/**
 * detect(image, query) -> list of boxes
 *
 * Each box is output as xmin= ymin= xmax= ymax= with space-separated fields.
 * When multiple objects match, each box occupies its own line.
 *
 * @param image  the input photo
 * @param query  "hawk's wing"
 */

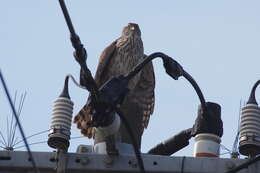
xmin=73 ymin=40 xmax=117 ymax=138
xmin=130 ymin=56 xmax=155 ymax=133
xmin=118 ymin=56 xmax=155 ymax=146
xmin=94 ymin=40 xmax=117 ymax=86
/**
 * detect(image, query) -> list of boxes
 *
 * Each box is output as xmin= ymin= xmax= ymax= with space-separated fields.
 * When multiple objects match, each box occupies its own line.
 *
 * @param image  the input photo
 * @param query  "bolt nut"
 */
xmin=129 ymin=158 xmax=137 ymax=168
xmin=103 ymin=156 xmax=113 ymax=168
xmin=226 ymin=161 xmax=236 ymax=170
xmin=81 ymin=157 xmax=89 ymax=165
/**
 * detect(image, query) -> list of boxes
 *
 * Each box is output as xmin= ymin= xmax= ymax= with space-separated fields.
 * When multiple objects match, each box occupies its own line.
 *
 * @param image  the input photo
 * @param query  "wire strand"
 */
xmin=0 ymin=130 xmax=7 ymax=146
xmin=10 ymin=92 xmax=26 ymax=146
xmin=13 ymin=137 xmax=19 ymax=147
xmin=66 ymin=74 xmax=86 ymax=90
xmin=14 ymin=136 xmax=85 ymax=149
xmin=220 ymin=152 xmax=231 ymax=156
xmin=0 ymin=140 xmax=6 ymax=146
xmin=12 ymin=129 xmax=50 ymax=147
xmin=220 ymin=144 xmax=232 ymax=153
xmin=70 ymin=136 xmax=85 ymax=140
xmin=6 ymin=116 xmax=10 ymax=147
xmin=14 ymin=141 xmax=48 ymax=150
xmin=9 ymin=91 xmax=17 ymax=147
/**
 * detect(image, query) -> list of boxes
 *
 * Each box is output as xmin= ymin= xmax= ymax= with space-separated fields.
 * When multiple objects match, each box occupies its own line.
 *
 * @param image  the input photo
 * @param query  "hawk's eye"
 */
xmin=123 ymin=28 xmax=130 ymax=36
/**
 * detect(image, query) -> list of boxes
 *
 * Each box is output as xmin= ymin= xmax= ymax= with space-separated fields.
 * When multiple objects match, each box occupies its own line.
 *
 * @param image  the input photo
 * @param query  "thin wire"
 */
xmin=14 ymin=136 xmax=85 ymax=150
xmin=10 ymin=93 xmax=20 ymax=147
xmin=10 ymin=93 xmax=24 ymax=146
xmin=10 ymin=92 xmax=26 ymax=146
xmin=14 ymin=141 xmax=48 ymax=150
xmin=0 ymin=70 xmax=39 ymax=173
xmin=220 ymin=152 xmax=232 ymax=156
xmin=6 ymin=116 xmax=10 ymax=147
xmin=67 ymin=74 xmax=86 ymax=90
xmin=237 ymin=100 xmax=242 ymax=131
xmin=9 ymin=91 xmax=17 ymax=147
xmin=231 ymin=100 xmax=242 ymax=156
xmin=220 ymin=144 xmax=232 ymax=153
xmin=13 ymin=136 xmax=19 ymax=147
xmin=220 ymin=144 xmax=232 ymax=157
xmin=18 ymin=92 xmax=26 ymax=115
xmin=0 ymin=139 xmax=6 ymax=146
xmin=70 ymin=136 xmax=85 ymax=140
xmin=0 ymin=130 xmax=7 ymax=146
xmin=12 ymin=129 xmax=50 ymax=147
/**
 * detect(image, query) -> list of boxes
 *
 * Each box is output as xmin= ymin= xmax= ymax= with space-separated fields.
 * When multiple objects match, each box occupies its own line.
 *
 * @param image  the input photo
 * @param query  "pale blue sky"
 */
xmin=1 ymin=0 xmax=260 ymax=156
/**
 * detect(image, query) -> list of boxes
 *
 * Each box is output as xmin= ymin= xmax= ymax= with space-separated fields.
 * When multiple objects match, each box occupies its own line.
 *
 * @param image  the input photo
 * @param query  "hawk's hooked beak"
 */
xmin=130 ymin=26 xmax=135 ymax=31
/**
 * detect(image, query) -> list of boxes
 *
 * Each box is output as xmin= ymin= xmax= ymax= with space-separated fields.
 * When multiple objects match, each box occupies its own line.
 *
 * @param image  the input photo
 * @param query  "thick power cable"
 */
xmin=115 ymin=107 xmax=145 ymax=173
xmin=225 ymin=155 xmax=260 ymax=173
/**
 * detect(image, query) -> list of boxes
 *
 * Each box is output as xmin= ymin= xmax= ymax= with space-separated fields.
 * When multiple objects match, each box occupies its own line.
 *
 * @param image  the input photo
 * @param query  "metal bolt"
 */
xmin=81 ymin=147 xmax=88 ymax=153
xmin=226 ymin=161 xmax=236 ymax=170
xmin=103 ymin=156 xmax=113 ymax=168
xmin=129 ymin=158 xmax=137 ymax=168
xmin=81 ymin=157 xmax=89 ymax=166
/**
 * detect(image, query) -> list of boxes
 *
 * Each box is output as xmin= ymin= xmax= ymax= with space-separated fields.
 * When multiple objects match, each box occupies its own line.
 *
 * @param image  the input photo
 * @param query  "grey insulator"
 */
xmin=48 ymin=97 xmax=74 ymax=151
xmin=239 ymin=104 xmax=260 ymax=157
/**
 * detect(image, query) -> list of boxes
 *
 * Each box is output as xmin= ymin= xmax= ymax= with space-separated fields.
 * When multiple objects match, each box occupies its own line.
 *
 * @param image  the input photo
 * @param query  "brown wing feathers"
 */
xmin=73 ymin=41 xmax=117 ymax=138
xmin=131 ymin=59 xmax=155 ymax=131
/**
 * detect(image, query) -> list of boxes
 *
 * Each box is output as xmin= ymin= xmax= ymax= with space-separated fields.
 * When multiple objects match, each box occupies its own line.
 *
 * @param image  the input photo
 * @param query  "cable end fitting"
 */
xmin=163 ymin=56 xmax=183 ymax=80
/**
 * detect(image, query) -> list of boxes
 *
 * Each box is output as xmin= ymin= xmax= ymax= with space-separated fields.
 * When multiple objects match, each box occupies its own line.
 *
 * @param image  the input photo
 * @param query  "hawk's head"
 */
xmin=121 ymin=23 xmax=141 ymax=38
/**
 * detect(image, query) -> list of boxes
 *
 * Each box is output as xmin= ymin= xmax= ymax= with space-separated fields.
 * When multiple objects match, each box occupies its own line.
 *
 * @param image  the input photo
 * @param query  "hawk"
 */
xmin=73 ymin=23 xmax=155 ymax=148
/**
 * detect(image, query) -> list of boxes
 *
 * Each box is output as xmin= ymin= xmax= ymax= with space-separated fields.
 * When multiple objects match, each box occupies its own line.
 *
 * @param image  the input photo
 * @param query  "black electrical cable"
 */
xmin=247 ymin=80 xmax=260 ymax=104
xmin=58 ymin=0 xmax=76 ymax=36
xmin=126 ymin=52 xmax=207 ymax=112
xmin=115 ymin=107 xmax=146 ymax=173
xmin=126 ymin=52 xmax=164 ymax=80
xmin=0 ymin=70 xmax=40 ymax=173
xmin=224 ymin=155 xmax=260 ymax=173
xmin=58 ymin=0 xmax=100 ymax=104
xmin=182 ymin=71 xmax=207 ymax=113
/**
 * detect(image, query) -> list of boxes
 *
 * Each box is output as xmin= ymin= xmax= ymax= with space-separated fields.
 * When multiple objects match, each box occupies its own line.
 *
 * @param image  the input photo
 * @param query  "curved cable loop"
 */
xmin=247 ymin=80 xmax=260 ymax=104
xmin=126 ymin=52 xmax=206 ymax=111
xmin=182 ymin=71 xmax=206 ymax=111
xmin=66 ymin=74 xmax=87 ymax=90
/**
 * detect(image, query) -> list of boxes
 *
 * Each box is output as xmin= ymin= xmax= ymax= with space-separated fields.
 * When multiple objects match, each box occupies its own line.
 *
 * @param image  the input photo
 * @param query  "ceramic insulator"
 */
xmin=48 ymin=97 xmax=74 ymax=150
xmin=239 ymin=103 xmax=260 ymax=156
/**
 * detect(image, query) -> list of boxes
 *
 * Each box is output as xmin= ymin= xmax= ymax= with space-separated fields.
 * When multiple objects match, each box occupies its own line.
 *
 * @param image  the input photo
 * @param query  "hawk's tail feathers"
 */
xmin=73 ymin=104 xmax=95 ymax=139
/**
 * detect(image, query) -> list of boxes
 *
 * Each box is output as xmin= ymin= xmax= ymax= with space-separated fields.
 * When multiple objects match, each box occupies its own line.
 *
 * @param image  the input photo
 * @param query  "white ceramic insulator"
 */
xmin=95 ymin=113 xmax=121 ymax=138
xmin=50 ymin=97 xmax=74 ymax=138
xmin=193 ymin=133 xmax=221 ymax=157
xmin=94 ymin=142 xmax=134 ymax=155
xmin=239 ymin=104 xmax=260 ymax=143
